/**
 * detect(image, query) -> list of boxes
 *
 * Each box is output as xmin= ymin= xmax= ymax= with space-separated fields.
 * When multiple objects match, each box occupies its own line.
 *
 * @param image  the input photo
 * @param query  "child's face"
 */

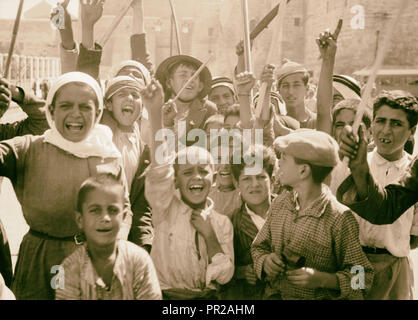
xmin=238 ymin=167 xmax=271 ymax=207
xmin=278 ymin=73 xmax=307 ymax=109
xmin=51 ymin=83 xmax=98 ymax=142
xmin=224 ymin=115 xmax=240 ymax=130
xmin=277 ymin=152 xmax=302 ymax=187
xmin=209 ymin=86 xmax=235 ymax=114
xmin=216 ymin=162 xmax=233 ymax=188
xmin=168 ymin=64 xmax=204 ymax=101
xmin=76 ymin=186 xmax=125 ymax=248
xmin=372 ymin=104 xmax=414 ymax=161
xmin=109 ymin=88 xmax=142 ymax=127
xmin=175 ymin=162 xmax=214 ymax=208
xmin=332 ymin=108 xmax=356 ymax=144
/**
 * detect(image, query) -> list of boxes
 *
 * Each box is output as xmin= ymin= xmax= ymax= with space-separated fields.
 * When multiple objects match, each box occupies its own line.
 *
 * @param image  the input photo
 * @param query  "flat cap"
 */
xmin=274 ymin=129 xmax=339 ymax=168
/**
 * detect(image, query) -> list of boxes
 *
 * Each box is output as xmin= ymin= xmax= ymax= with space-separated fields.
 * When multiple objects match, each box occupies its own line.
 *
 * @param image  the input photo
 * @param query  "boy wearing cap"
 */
xmin=209 ymin=76 xmax=237 ymax=115
xmin=276 ymin=60 xmax=316 ymax=129
xmin=155 ymin=55 xmax=218 ymax=144
xmin=251 ymin=129 xmax=374 ymax=300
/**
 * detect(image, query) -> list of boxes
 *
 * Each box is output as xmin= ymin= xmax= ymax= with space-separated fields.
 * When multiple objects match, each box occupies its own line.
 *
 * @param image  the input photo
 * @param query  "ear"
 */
xmin=105 ymin=99 xmax=113 ymax=112
xmin=166 ymin=78 xmax=172 ymax=90
xmin=198 ymin=81 xmax=204 ymax=94
xmin=299 ymin=164 xmax=311 ymax=180
xmin=174 ymin=175 xmax=180 ymax=189
xmin=75 ymin=211 xmax=83 ymax=230
xmin=48 ymin=105 xmax=54 ymax=117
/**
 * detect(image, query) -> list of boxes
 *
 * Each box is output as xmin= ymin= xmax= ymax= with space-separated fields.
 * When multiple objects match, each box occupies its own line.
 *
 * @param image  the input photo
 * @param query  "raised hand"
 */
xmin=190 ymin=210 xmax=215 ymax=239
xmin=80 ymin=0 xmax=105 ymax=27
xmin=162 ymin=99 xmax=178 ymax=127
xmin=316 ymin=19 xmax=342 ymax=60
xmin=235 ymin=71 xmax=256 ymax=95
xmin=140 ymin=79 xmax=165 ymax=118
xmin=260 ymin=64 xmax=275 ymax=85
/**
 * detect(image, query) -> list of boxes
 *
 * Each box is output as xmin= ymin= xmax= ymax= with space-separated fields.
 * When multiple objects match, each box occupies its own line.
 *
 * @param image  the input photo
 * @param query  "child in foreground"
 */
xmin=55 ymin=173 xmax=162 ymax=300
xmin=251 ymin=129 xmax=374 ymax=299
xmin=141 ymin=79 xmax=234 ymax=300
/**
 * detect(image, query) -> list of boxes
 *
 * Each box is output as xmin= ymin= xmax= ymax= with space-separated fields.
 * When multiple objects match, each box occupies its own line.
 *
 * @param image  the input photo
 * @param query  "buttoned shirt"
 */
xmin=145 ymin=162 xmax=234 ymax=292
xmin=55 ymin=240 xmax=162 ymax=300
xmin=245 ymin=204 xmax=266 ymax=231
xmin=251 ymin=186 xmax=374 ymax=300
xmin=355 ymin=150 xmax=418 ymax=257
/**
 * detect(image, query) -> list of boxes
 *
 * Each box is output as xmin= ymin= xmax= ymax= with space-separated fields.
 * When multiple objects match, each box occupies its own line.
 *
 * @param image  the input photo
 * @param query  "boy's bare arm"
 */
xmin=235 ymin=72 xmax=255 ymax=129
xmin=316 ymin=22 xmax=342 ymax=135
xmin=81 ymin=0 xmax=104 ymax=50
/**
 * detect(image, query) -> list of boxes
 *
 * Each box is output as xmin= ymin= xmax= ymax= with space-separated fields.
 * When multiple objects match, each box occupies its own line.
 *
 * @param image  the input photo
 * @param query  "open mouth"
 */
xmin=219 ymin=171 xmax=230 ymax=177
xmin=189 ymin=184 xmax=204 ymax=194
xmin=379 ymin=137 xmax=392 ymax=144
xmin=65 ymin=122 xmax=83 ymax=131
xmin=121 ymin=105 xmax=134 ymax=115
xmin=96 ymin=228 xmax=112 ymax=233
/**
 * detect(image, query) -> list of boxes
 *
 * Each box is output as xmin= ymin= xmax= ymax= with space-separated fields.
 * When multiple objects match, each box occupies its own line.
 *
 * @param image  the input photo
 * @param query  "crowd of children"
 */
xmin=1 ymin=0 xmax=418 ymax=300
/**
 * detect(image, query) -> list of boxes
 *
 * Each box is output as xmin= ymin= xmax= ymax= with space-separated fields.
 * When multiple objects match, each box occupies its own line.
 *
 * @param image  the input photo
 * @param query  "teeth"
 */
xmin=66 ymin=123 xmax=82 ymax=130
xmin=220 ymin=172 xmax=230 ymax=176
xmin=379 ymin=138 xmax=391 ymax=144
xmin=190 ymin=185 xmax=203 ymax=190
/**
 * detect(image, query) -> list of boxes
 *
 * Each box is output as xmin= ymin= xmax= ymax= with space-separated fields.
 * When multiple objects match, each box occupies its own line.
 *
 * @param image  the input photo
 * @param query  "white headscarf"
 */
xmin=44 ymin=72 xmax=121 ymax=159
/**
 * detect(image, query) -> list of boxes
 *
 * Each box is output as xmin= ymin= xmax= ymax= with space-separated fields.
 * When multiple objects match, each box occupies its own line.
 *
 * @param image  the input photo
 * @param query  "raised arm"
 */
xmin=235 ymin=71 xmax=256 ymax=129
xmin=316 ymin=21 xmax=342 ymax=134
xmin=130 ymin=0 xmax=154 ymax=73
xmin=76 ymin=0 xmax=104 ymax=79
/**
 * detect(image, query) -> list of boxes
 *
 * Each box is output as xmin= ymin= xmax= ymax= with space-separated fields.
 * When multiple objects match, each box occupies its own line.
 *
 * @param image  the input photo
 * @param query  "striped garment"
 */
xmin=55 ymin=240 xmax=162 ymax=300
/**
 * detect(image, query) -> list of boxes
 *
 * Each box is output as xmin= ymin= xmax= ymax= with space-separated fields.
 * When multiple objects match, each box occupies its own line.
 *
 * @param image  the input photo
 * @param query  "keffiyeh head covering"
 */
xmin=115 ymin=60 xmax=151 ymax=86
xmin=44 ymin=72 xmax=121 ymax=159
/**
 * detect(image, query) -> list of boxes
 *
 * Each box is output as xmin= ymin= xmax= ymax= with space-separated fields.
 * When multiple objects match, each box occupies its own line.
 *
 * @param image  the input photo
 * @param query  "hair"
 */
xmin=278 ymin=72 xmax=310 ymax=88
xmin=203 ymin=114 xmax=225 ymax=132
xmin=224 ymin=104 xmax=241 ymax=120
xmin=173 ymin=146 xmax=215 ymax=175
xmin=373 ymin=90 xmax=418 ymax=128
xmin=50 ymin=82 xmax=99 ymax=114
xmin=293 ymin=158 xmax=333 ymax=184
xmin=76 ymin=173 xmax=124 ymax=213
xmin=332 ymin=99 xmax=372 ymax=129
xmin=168 ymin=61 xmax=202 ymax=81
xmin=231 ymin=144 xmax=277 ymax=181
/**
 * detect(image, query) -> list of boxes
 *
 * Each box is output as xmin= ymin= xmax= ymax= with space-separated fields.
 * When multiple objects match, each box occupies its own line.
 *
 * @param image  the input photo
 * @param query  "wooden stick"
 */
xmin=241 ymin=0 xmax=252 ymax=73
xmin=343 ymin=0 xmax=410 ymax=166
xmin=99 ymin=0 xmax=133 ymax=47
xmin=168 ymin=0 xmax=182 ymax=55
xmin=4 ymin=0 xmax=24 ymax=78
xmin=172 ymin=54 xmax=213 ymax=103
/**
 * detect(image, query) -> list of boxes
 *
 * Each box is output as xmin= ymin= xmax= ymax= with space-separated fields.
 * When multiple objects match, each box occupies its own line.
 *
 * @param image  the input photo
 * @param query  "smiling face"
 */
xmin=108 ymin=88 xmax=142 ymax=127
xmin=238 ymin=167 xmax=271 ymax=207
xmin=51 ymin=83 xmax=98 ymax=142
xmin=76 ymin=185 xmax=125 ymax=248
xmin=175 ymin=162 xmax=214 ymax=209
xmin=278 ymin=73 xmax=307 ymax=110
xmin=372 ymin=104 xmax=415 ymax=161
xmin=209 ymin=86 xmax=235 ymax=114
xmin=168 ymin=64 xmax=204 ymax=101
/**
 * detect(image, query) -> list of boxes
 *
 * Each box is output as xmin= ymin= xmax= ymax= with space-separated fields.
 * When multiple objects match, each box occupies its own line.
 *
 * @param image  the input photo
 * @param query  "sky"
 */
xmin=0 ymin=0 xmax=79 ymax=19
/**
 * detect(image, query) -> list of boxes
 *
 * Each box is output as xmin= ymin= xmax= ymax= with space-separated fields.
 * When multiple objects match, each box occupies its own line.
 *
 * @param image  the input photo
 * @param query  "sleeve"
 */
xmin=329 ymin=211 xmax=374 ymax=300
xmin=60 ymin=42 xmax=79 ymax=74
xmin=0 ymin=135 xmax=30 ymax=184
xmin=144 ymin=162 xmax=176 ymax=226
xmin=251 ymin=204 xmax=275 ymax=281
xmin=130 ymin=33 xmax=154 ymax=74
xmin=133 ymin=247 xmax=162 ymax=300
xmin=54 ymin=254 xmax=82 ymax=300
xmin=76 ymin=42 xmax=102 ymax=80
xmin=119 ymin=165 xmax=133 ymax=241
xmin=0 ymin=89 xmax=49 ymax=140
xmin=0 ymin=220 xmax=13 ymax=288
xmin=205 ymin=215 xmax=235 ymax=286
xmin=337 ymin=161 xmax=418 ymax=225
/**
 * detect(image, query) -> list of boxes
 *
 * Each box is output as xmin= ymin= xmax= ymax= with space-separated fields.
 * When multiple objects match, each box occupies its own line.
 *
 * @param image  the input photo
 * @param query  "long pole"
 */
xmin=99 ymin=0 xmax=133 ymax=47
xmin=168 ymin=0 xmax=182 ymax=55
xmin=4 ymin=0 xmax=24 ymax=78
xmin=343 ymin=0 xmax=410 ymax=165
xmin=241 ymin=0 xmax=252 ymax=73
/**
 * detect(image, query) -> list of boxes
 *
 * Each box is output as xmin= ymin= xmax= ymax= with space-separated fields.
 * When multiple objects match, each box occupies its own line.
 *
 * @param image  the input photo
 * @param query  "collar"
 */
xmin=370 ymin=148 xmax=411 ymax=170
xmin=292 ymin=185 xmax=329 ymax=218
xmin=177 ymin=194 xmax=215 ymax=221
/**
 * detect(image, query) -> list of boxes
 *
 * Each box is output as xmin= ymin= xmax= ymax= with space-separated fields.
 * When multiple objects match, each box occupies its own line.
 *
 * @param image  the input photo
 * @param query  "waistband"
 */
xmin=362 ymin=246 xmax=391 ymax=255
xmin=29 ymin=229 xmax=84 ymax=244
